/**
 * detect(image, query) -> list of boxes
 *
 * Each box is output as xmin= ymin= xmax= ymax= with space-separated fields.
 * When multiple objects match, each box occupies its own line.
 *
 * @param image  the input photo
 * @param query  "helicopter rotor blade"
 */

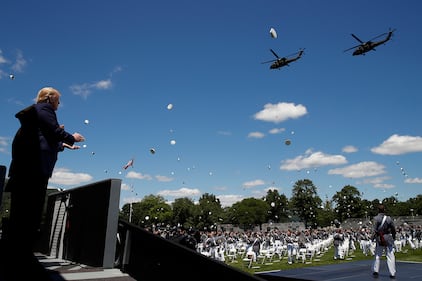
xmin=368 ymin=32 xmax=388 ymax=42
xmin=270 ymin=49 xmax=280 ymax=59
xmin=343 ymin=44 xmax=361 ymax=52
xmin=285 ymin=51 xmax=299 ymax=58
xmin=351 ymin=34 xmax=364 ymax=44
xmin=284 ymin=49 xmax=305 ymax=58
xmin=261 ymin=59 xmax=276 ymax=64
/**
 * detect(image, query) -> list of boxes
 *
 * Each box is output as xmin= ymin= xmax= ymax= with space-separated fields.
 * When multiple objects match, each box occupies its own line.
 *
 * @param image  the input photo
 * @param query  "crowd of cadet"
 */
xmin=148 ymin=222 xmax=421 ymax=264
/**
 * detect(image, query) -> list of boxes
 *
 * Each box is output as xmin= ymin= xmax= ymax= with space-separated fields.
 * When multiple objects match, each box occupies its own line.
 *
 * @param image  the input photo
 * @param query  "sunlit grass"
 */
xmin=224 ymin=244 xmax=421 ymax=275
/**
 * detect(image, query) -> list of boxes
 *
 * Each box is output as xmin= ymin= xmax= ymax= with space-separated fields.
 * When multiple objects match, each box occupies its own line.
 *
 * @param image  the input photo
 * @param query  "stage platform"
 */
xmin=0 ymin=252 xmax=135 ymax=281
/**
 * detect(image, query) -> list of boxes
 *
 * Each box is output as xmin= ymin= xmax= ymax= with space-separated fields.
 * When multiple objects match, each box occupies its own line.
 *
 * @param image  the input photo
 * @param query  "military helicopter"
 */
xmin=262 ymin=48 xmax=304 ymax=70
xmin=344 ymin=29 xmax=395 ymax=56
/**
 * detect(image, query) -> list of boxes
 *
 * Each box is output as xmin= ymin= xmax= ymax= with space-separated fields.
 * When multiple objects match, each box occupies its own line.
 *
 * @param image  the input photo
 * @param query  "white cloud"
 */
xmin=342 ymin=145 xmax=358 ymax=153
xmin=265 ymin=186 xmax=280 ymax=192
xmin=95 ymin=79 xmax=112 ymax=89
xmin=69 ymin=83 xmax=92 ymax=99
xmin=280 ymin=149 xmax=347 ymax=171
xmin=69 ymin=67 xmax=120 ymax=99
xmin=248 ymin=131 xmax=265 ymax=138
xmin=0 ymin=136 xmax=9 ymax=154
xmin=0 ymin=49 xmax=27 ymax=79
xmin=269 ymin=128 xmax=285 ymax=134
xmin=328 ymin=161 xmax=386 ymax=179
xmin=373 ymin=183 xmax=395 ymax=189
xmin=254 ymin=102 xmax=307 ymax=124
xmin=217 ymin=131 xmax=232 ymax=136
xmin=11 ymin=50 xmax=27 ymax=72
xmin=358 ymin=176 xmax=394 ymax=189
xmin=0 ymin=137 xmax=9 ymax=146
xmin=50 ymin=168 xmax=93 ymax=185
xmin=121 ymin=182 xmax=132 ymax=190
xmin=70 ymin=79 xmax=112 ymax=99
xmin=404 ymin=177 xmax=422 ymax=184
xmin=0 ymin=50 xmax=7 ymax=64
xmin=242 ymin=179 xmax=265 ymax=189
xmin=126 ymin=171 xmax=152 ymax=180
xmin=157 ymin=187 xmax=201 ymax=197
xmin=122 ymin=196 xmax=142 ymax=205
xmin=217 ymin=194 xmax=244 ymax=207
xmin=155 ymin=175 xmax=173 ymax=182
xmin=371 ymin=134 xmax=422 ymax=155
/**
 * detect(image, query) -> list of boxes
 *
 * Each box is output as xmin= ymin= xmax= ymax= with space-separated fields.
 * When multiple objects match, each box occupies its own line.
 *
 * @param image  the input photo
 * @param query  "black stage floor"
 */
xmin=256 ymin=260 xmax=422 ymax=281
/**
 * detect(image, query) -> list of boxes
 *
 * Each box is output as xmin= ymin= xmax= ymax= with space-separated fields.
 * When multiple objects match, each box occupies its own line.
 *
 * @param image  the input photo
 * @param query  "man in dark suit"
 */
xmin=1 ymin=87 xmax=85 ymax=280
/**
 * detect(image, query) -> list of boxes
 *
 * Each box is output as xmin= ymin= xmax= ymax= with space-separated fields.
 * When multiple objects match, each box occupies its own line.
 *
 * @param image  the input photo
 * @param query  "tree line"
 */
xmin=119 ymin=179 xmax=422 ymax=230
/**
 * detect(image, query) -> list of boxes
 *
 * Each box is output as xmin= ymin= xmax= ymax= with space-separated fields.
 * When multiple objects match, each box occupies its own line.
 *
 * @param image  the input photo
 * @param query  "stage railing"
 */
xmin=40 ymin=178 xmax=121 ymax=268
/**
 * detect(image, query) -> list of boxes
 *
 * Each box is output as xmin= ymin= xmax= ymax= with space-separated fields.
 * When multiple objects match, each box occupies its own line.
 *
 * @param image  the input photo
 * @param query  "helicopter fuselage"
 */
xmin=351 ymin=31 xmax=393 ymax=56
xmin=269 ymin=50 xmax=304 ymax=69
xmin=270 ymin=58 xmax=288 ymax=69
xmin=353 ymin=41 xmax=384 ymax=56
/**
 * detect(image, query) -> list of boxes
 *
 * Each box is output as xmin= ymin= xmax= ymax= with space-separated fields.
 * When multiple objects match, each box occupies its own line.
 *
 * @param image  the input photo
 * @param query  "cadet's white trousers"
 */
xmin=372 ymin=243 xmax=396 ymax=276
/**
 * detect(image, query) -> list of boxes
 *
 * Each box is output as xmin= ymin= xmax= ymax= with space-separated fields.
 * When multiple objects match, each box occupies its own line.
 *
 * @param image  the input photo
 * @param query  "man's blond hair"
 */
xmin=36 ymin=87 xmax=61 ymax=103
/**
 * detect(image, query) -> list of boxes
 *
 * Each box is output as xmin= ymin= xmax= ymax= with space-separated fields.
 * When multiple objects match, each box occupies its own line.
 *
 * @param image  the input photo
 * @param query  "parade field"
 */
xmin=227 ymin=244 xmax=421 ymax=275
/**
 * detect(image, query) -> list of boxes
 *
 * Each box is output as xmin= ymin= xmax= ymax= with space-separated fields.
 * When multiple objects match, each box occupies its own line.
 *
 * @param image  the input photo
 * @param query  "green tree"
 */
xmin=263 ymin=189 xmax=289 ymax=222
xmin=332 ymin=185 xmax=363 ymax=221
xmin=171 ymin=197 xmax=196 ymax=229
xmin=119 ymin=202 xmax=131 ymax=222
xmin=197 ymin=193 xmax=223 ymax=230
xmin=316 ymin=197 xmax=335 ymax=227
xmin=392 ymin=201 xmax=411 ymax=217
xmin=230 ymin=198 xmax=269 ymax=230
xmin=381 ymin=196 xmax=402 ymax=216
xmin=0 ymin=190 xmax=11 ymax=229
xmin=406 ymin=195 xmax=422 ymax=217
xmin=360 ymin=199 xmax=374 ymax=220
xmin=290 ymin=179 xmax=322 ymax=228
xmin=220 ymin=206 xmax=232 ymax=225
xmin=130 ymin=194 xmax=172 ymax=228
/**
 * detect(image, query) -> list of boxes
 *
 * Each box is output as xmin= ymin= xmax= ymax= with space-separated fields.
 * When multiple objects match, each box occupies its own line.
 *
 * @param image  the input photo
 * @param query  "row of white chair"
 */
xmin=197 ymin=237 xmax=333 ymax=267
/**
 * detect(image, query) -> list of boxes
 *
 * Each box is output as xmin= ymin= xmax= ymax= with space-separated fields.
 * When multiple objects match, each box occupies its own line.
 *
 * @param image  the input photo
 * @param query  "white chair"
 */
xmin=243 ymin=247 xmax=256 ymax=268
xmin=305 ymin=244 xmax=315 ymax=262
xmin=296 ymin=248 xmax=307 ymax=263
xmin=264 ymin=247 xmax=276 ymax=263
xmin=394 ymin=240 xmax=402 ymax=252
xmin=236 ymin=242 xmax=247 ymax=259
xmin=225 ymin=244 xmax=237 ymax=262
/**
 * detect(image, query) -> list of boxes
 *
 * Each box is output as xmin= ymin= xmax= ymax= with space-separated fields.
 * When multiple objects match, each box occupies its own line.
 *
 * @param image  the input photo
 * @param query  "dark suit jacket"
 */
xmin=8 ymin=104 xmax=41 ymax=180
xmin=35 ymin=102 xmax=75 ymax=177
xmin=8 ymin=103 xmax=76 ymax=182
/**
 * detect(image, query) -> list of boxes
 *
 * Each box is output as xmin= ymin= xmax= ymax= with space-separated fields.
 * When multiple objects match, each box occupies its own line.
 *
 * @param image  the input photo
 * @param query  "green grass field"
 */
xmin=225 ymin=244 xmax=422 ymax=275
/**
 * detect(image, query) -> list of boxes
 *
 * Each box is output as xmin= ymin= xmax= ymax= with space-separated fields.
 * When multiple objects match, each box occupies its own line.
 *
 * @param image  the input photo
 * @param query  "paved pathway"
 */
xmin=256 ymin=259 xmax=422 ymax=281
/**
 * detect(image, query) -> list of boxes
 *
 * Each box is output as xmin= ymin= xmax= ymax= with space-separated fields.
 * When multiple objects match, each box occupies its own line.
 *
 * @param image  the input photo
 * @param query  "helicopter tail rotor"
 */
xmin=387 ymin=28 xmax=396 ymax=39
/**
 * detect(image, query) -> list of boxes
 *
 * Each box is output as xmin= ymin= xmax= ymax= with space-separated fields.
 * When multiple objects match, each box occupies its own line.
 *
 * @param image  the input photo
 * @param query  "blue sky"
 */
xmin=1 ymin=0 xmax=421 ymax=209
